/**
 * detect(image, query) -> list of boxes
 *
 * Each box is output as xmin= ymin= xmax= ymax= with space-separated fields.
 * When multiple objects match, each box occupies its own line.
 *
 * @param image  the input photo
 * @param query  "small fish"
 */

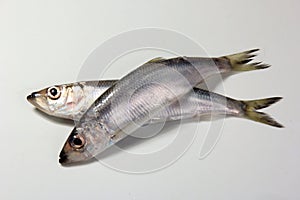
xmin=27 ymin=81 xmax=282 ymax=128
xmin=55 ymin=49 xmax=273 ymax=165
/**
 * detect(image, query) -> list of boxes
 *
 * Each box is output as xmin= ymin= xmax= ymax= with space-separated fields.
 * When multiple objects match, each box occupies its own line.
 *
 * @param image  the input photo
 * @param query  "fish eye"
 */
xmin=47 ymin=86 xmax=61 ymax=100
xmin=70 ymin=135 xmax=85 ymax=149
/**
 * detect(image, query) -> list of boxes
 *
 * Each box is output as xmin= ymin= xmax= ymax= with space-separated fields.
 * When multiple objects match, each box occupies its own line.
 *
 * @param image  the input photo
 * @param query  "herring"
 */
xmin=50 ymin=49 xmax=273 ymax=165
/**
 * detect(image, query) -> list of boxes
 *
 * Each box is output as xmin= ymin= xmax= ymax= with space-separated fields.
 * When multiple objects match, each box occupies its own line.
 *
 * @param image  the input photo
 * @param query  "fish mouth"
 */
xmin=59 ymin=150 xmax=69 ymax=165
xmin=27 ymin=92 xmax=36 ymax=101
xmin=26 ymin=92 xmax=41 ymax=104
xmin=26 ymin=92 xmax=48 ymax=112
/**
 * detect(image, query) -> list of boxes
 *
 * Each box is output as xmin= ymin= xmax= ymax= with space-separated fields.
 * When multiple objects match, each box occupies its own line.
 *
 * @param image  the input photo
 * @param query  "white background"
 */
xmin=1 ymin=0 xmax=299 ymax=199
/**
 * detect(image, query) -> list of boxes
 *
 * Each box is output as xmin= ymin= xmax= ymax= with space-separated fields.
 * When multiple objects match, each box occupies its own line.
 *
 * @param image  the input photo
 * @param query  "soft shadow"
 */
xmin=33 ymin=108 xmax=74 ymax=126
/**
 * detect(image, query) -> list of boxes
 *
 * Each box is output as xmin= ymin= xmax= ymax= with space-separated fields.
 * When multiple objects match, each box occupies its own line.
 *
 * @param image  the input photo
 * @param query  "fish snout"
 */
xmin=59 ymin=150 xmax=69 ymax=165
xmin=27 ymin=92 xmax=39 ymax=101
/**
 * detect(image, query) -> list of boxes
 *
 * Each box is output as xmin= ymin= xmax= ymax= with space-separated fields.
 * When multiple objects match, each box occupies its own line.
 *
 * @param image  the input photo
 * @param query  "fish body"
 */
xmin=28 ymin=50 xmax=273 ymax=165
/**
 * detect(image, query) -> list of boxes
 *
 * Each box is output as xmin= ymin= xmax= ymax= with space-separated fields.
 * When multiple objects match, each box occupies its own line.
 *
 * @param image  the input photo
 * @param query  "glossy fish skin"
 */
xmin=27 ymin=80 xmax=117 ymax=120
xmin=57 ymin=50 xmax=271 ymax=165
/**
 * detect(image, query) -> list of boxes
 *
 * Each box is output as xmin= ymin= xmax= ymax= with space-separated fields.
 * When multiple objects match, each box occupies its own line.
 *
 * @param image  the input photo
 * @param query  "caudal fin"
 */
xmin=242 ymin=97 xmax=284 ymax=128
xmin=223 ymin=49 xmax=271 ymax=72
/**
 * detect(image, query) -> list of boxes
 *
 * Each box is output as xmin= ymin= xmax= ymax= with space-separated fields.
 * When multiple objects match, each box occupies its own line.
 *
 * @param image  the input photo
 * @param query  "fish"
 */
xmin=55 ymin=49 xmax=273 ymax=165
xmin=27 ymin=80 xmax=283 ymax=128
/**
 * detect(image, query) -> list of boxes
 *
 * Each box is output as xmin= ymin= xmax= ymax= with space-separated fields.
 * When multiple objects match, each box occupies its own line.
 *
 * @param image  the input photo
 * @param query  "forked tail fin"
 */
xmin=223 ymin=49 xmax=271 ymax=72
xmin=241 ymin=97 xmax=284 ymax=128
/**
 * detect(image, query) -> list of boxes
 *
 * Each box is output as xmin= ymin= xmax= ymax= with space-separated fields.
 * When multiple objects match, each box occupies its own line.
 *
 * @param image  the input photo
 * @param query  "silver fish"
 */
xmin=27 ymin=81 xmax=282 ymax=127
xmin=56 ymin=49 xmax=273 ymax=164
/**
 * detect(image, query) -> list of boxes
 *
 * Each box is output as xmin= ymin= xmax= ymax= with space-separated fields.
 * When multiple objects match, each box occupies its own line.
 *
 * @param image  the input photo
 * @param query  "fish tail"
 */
xmin=241 ymin=97 xmax=284 ymax=128
xmin=223 ymin=49 xmax=271 ymax=72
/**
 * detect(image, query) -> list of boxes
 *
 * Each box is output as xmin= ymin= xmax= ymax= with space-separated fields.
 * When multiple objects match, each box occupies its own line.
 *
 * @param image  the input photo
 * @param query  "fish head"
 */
xmin=59 ymin=123 xmax=113 ymax=165
xmin=59 ymin=127 xmax=92 ymax=165
xmin=27 ymin=84 xmax=85 ymax=119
